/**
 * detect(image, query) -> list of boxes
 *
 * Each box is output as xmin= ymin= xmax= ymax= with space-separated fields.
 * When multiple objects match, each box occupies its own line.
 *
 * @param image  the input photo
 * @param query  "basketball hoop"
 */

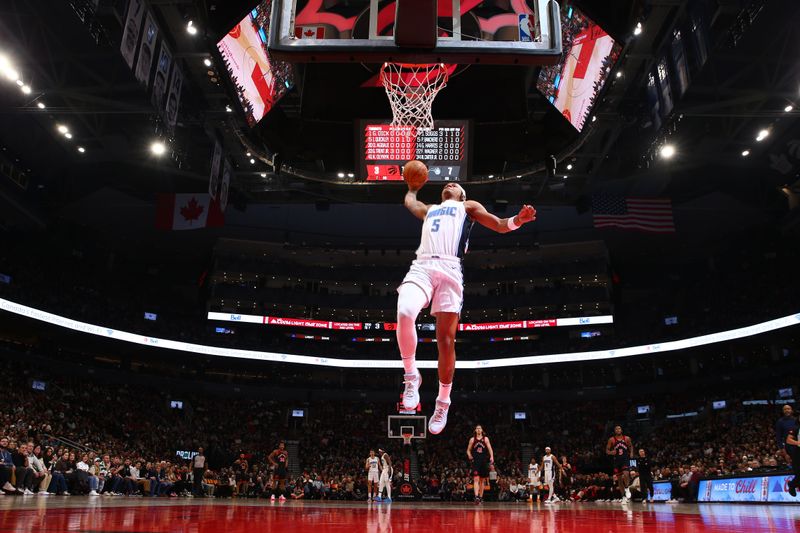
xmin=401 ymin=432 xmax=413 ymax=446
xmin=380 ymin=63 xmax=449 ymax=129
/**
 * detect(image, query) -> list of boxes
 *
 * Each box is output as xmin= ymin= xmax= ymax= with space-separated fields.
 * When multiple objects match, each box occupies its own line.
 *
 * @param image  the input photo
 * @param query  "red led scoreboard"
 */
xmin=357 ymin=120 xmax=470 ymax=181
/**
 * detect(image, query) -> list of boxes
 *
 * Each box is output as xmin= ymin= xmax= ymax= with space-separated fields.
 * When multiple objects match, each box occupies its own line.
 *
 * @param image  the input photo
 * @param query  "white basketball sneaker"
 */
xmin=428 ymin=400 xmax=450 ymax=435
xmin=402 ymin=369 xmax=421 ymax=410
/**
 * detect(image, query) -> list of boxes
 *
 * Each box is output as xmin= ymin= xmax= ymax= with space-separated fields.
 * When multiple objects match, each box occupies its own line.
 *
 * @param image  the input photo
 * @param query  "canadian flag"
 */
xmin=294 ymin=26 xmax=326 ymax=39
xmin=155 ymin=193 xmax=224 ymax=230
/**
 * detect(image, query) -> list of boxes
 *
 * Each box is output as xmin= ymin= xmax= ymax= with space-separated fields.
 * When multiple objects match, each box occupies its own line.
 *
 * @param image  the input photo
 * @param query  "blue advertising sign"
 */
xmin=698 ymin=475 xmax=799 ymax=503
xmin=653 ymin=481 xmax=672 ymax=502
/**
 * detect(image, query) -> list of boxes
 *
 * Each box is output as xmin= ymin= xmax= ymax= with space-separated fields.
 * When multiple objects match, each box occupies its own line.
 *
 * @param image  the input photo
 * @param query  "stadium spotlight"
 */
xmin=337 ymin=172 xmax=345 ymax=178
xmin=77 ymin=146 xmax=86 ymax=153
xmin=741 ymin=150 xmax=750 ymax=157
xmin=186 ymin=20 xmax=198 ymax=35
xmin=616 ymin=71 xmax=622 ymax=79
xmin=56 ymin=124 xmax=69 ymax=134
xmin=225 ymin=105 xmax=233 ymax=113
xmin=756 ymin=129 xmax=770 ymax=142
xmin=347 ymin=173 xmax=355 ymax=178
xmin=260 ymin=172 xmax=267 ymax=178
xmin=150 ymin=141 xmax=167 ymax=156
xmin=566 ymin=164 xmax=573 ymax=170
xmin=15 ymin=79 xmax=23 ymax=87
xmin=633 ymin=22 xmax=643 ymax=36
xmin=36 ymin=101 xmax=45 ymax=109
xmin=20 ymin=84 xmax=31 ymax=94
xmin=203 ymin=58 xmax=212 ymax=67
xmin=660 ymin=144 xmax=676 ymax=159
xmin=64 ymin=132 xmax=73 ymax=139
xmin=0 ymin=55 xmax=19 ymax=82
xmin=785 ymin=105 xmax=793 ymax=113
xmin=249 ymin=158 xmax=256 ymax=164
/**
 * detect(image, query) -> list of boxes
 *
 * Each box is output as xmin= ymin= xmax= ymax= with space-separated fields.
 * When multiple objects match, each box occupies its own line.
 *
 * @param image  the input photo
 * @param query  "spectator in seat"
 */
xmin=29 ymin=444 xmax=51 ymax=494
xmin=10 ymin=440 xmax=34 ymax=494
xmin=50 ymin=450 xmax=71 ymax=495
xmin=1 ymin=437 xmax=17 ymax=493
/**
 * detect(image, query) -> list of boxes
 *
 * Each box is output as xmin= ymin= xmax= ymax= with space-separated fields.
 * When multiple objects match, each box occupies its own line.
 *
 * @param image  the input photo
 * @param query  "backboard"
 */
xmin=269 ymin=0 xmax=562 ymax=65
xmin=388 ymin=415 xmax=427 ymax=439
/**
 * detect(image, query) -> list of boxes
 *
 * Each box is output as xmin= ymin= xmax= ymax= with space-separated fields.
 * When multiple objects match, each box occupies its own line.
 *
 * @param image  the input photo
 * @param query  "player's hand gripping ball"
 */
xmin=403 ymin=160 xmax=428 ymax=191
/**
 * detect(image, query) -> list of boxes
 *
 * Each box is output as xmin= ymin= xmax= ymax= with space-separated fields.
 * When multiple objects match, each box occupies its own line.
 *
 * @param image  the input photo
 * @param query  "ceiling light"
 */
xmin=347 ymin=173 xmax=354 ymax=178
xmin=566 ymin=164 xmax=573 ymax=170
xmin=57 ymin=125 xmax=68 ymax=134
xmin=615 ymin=71 xmax=622 ymax=78
xmin=784 ymin=105 xmax=793 ymax=113
xmin=186 ymin=20 xmax=198 ymax=35
xmin=78 ymin=146 xmax=86 ymax=153
xmin=591 ymin=116 xmax=596 ymax=122
xmin=203 ymin=58 xmax=212 ymax=67
xmin=260 ymin=173 xmax=267 ymax=178
xmin=64 ymin=132 xmax=73 ymax=139
xmin=563 ymin=175 xmax=568 ymax=179
xmin=225 ymin=105 xmax=233 ymax=113
xmin=36 ymin=102 xmax=45 ymax=109
xmin=741 ymin=150 xmax=750 ymax=157
xmin=246 ymin=152 xmax=251 ymax=157
xmin=660 ymin=144 xmax=676 ymax=159
xmin=756 ymin=129 xmax=769 ymax=142
xmin=150 ymin=141 xmax=167 ymax=156
xmin=249 ymin=158 xmax=255 ymax=164
xmin=633 ymin=22 xmax=643 ymax=36
xmin=337 ymin=172 xmax=345 ymax=178
xmin=4 ymin=68 xmax=19 ymax=82
xmin=15 ymin=79 xmax=23 ymax=87
xmin=488 ymin=174 xmax=494 ymax=178
xmin=20 ymin=84 xmax=31 ymax=94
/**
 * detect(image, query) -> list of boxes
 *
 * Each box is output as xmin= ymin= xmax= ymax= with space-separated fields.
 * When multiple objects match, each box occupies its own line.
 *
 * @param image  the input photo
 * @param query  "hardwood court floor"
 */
xmin=1 ymin=497 xmax=798 ymax=532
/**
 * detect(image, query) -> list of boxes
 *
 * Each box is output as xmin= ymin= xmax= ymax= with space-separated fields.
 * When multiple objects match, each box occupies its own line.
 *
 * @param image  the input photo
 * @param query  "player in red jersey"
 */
xmin=268 ymin=441 xmax=289 ymax=502
xmin=606 ymin=426 xmax=634 ymax=502
xmin=398 ymin=177 xmax=536 ymax=435
xmin=466 ymin=425 xmax=494 ymax=504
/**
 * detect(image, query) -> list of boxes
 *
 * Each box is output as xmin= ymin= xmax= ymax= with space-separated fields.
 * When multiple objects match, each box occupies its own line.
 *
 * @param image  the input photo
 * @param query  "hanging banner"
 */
xmin=152 ymin=42 xmax=172 ymax=111
xmin=120 ymin=0 xmax=146 ymax=70
xmin=220 ymin=158 xmax=232 ymax=212
xmin=165 ymin=65 xmax=183 ymax=131
xmin=209 ymin=141 xmax=222 ymax=199
xmin=134 ymin=10 xmax=159 ymax=88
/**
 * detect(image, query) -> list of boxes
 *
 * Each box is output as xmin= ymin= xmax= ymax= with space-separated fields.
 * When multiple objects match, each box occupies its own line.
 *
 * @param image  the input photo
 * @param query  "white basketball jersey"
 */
xmin=381 ymin=453 xmax=391 ymax=472
xmin=368 ymin=457 xmax=379 ymax=473
xmin=543 ymin=454 xmax=554 ymax=477
xmin=416 ymin=200 xmax=474 ymax=259
xmin=528 ymin=463 xmax=539 ymax=481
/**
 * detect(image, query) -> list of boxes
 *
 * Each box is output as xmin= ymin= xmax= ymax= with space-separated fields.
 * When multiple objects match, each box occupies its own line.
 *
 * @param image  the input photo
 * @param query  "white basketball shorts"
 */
xmin=398 ymin=256 xmax=464 ymax=315
xmin=368 ymin=471 xmax=380 ymax=483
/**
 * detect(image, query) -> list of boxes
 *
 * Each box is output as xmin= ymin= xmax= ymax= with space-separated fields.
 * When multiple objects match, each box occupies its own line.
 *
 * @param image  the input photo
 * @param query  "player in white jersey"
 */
xmin=541 ymin=447 xmax=563 ymax=504
xmin=375 ymin=448 xmax=393 ymax=503
xmin=398 ymin=177 xmax=537 ymax=435
xmin=527 ymin=457 xmax=542 ymax=501
xmin=366 ymin=450 xmax=380 ymax=501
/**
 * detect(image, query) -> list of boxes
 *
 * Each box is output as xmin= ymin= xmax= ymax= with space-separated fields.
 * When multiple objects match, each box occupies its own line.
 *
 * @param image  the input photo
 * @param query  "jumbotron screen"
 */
xmin=357 ymin=120 xmax=470 ymax=181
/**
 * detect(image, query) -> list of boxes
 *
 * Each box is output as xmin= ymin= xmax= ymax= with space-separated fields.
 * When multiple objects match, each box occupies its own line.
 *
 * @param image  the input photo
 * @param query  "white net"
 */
xmin=380 ymin=63 xmax=450 ymax=129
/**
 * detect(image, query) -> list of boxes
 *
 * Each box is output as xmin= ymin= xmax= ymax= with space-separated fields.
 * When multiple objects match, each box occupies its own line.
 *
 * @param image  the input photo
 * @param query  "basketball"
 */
xmin=403 ymin=160 xmax=428 ymax=190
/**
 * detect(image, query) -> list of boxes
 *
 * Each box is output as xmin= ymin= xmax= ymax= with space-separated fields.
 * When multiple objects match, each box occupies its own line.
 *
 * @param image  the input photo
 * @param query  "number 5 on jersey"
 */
xmin=431 ymin=219 xmax=440 ymax=232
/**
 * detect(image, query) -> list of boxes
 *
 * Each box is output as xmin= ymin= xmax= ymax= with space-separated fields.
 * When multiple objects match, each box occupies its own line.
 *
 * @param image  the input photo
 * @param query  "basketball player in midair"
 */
xmin=466 ymin=425 xmax=494 ymax=504
xmin=398 ymin=178 xmax=536 ymax=434
xmin=366 ymin=449 xmax=380 ymax=501
xmin=376 ymin=448 xmax=393 ymax=503
xmin=606 ymin=425 xmax=634 ymax=502
xmin=268 ymin=441 xmax=289 ymax=502
xmin=541 ymin=447 xmax=563 ymax=503
xmin=527 ymin=456 xmax=541 ymax=502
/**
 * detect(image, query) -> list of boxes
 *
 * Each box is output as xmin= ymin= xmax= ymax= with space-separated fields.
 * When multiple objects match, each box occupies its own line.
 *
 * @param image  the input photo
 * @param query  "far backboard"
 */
xmin=269 ymin=0 xmax=562 ymax=65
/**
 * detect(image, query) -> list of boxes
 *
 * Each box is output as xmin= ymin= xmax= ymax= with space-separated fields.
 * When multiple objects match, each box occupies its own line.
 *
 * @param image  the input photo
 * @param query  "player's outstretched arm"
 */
xmin=404 ymin=187 xmax=429 ymax=221
xmin=465 ymin=201 xmax=536 ymax=233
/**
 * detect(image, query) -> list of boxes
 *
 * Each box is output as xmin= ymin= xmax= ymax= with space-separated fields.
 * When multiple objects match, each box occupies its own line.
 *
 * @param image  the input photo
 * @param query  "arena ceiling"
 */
xmin=0 ymin=0 xmax=797 ymax=255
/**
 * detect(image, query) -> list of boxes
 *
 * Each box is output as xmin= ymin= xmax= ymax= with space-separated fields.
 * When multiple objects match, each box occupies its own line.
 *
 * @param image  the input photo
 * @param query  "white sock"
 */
xmin=402 ymin=354 xmax=417 ymax=375
xmin=437 ymin=381 xmax=452 ymax=403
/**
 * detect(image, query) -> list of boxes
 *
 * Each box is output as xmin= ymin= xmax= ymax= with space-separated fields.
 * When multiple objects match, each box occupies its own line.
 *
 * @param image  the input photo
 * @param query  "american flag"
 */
xmin=592 ymin=194 xmax=675 ymax=233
